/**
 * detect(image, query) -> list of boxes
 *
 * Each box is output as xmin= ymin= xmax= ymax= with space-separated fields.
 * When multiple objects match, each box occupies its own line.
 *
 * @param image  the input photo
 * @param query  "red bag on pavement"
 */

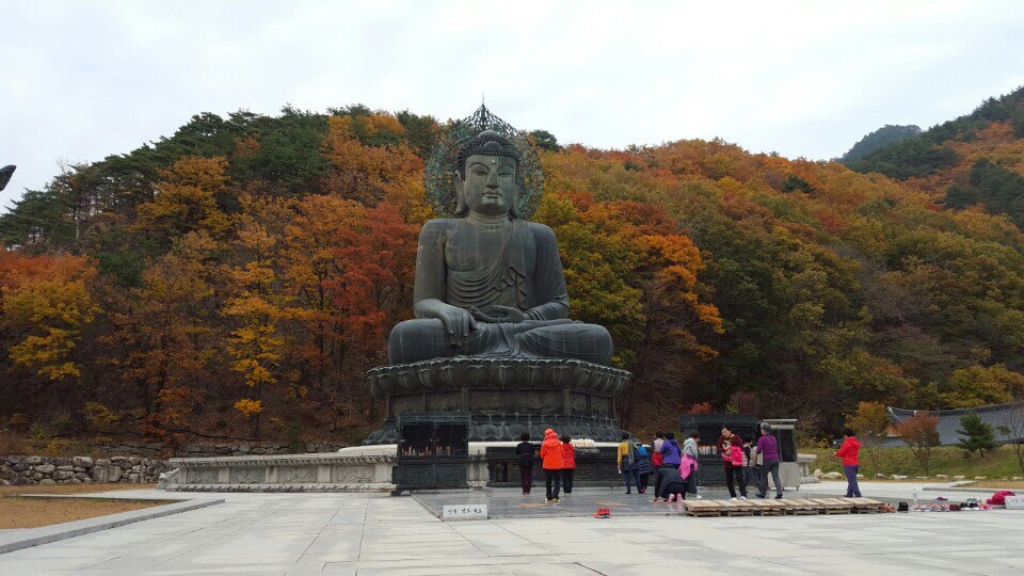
xmin=986 ymin=490 xmax=1015 ymax=505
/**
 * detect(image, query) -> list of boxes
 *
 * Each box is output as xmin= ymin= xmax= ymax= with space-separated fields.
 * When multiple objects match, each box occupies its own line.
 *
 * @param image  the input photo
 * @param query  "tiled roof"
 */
xmin=885 ymin=401 xmax=1024 ymax=447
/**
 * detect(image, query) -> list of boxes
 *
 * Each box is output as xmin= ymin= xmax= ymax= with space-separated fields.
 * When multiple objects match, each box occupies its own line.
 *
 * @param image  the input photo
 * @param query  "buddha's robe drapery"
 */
xmin=388 ymin=219 xmax=613 ymax=365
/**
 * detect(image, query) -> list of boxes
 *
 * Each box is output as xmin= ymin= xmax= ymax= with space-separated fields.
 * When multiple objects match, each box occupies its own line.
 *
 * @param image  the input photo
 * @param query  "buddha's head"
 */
xmin=454 ymin=130 xmax=521 ymax=218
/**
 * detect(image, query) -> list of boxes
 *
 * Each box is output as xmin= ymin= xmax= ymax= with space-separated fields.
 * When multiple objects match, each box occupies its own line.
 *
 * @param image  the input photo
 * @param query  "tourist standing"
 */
xmin=756 ymin=423 xmax=783 ymax=499
xmin=617 ymin=432 xmax=642 ymax=494
xmin=729 ymin=433 xmax=748 ymax=499
xmin=717 ymin=427 xmax=740 ymax=499
xmin=635 ymin=442 xmax=653 ymax=493
xmin=682 ymin=431 xmax=700 ymax=497
xmin=742 ymin=437 xmax=757 ymax=493
xmin=560 ymin=434 xmax=576 ymax=495
xmin=540 ymin=428 xmax=563 ymax=502
xmin=514 ymin=432 xmax=535 ymax=497
xmin=835 ymin=427 xmax=862 ymax=497
xmin=652 ymin=431 xmax=665 ymax=467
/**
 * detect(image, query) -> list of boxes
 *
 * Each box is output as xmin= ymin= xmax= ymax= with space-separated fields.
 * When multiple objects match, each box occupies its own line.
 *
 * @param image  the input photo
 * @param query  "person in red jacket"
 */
xmin=835 ymin=428 xmax=862 ymax=497
xmin=560 ymin=434 xmax=576 ymax=495
xmin=540 ymin=428 xmax=564 ymax=502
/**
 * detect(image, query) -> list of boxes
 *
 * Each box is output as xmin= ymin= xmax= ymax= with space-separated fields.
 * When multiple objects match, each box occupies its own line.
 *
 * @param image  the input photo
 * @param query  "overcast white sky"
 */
xmin=2 ymin=0 xmax=1024 ymax=212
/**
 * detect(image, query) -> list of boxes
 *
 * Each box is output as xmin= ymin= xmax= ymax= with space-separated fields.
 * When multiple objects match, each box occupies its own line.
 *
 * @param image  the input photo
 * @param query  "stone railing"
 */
xmin=165 ymin=451 xmax=407 ymax=493
xmin=93 ymin=441 xmax=349 ymax=458
xmin=0 ymin=455 xmax=169 ymax=486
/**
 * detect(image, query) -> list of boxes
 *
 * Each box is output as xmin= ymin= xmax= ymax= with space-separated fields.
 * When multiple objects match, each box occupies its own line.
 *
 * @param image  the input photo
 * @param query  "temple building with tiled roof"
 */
xmin=884 ymin=400 xmax=1024 ymax=447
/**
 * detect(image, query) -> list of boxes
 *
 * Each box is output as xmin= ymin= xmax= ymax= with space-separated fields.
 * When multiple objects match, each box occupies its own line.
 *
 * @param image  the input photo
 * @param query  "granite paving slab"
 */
xmin=0 ymin=484 xmax=1022 ymax=574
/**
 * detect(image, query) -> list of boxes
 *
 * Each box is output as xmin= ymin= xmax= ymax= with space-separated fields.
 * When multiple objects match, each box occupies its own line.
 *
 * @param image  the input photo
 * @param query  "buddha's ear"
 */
xmin=509 ymin=184 xmax=520 ymax=220
xmin=453 ymin=171 xmax=468 ymax=217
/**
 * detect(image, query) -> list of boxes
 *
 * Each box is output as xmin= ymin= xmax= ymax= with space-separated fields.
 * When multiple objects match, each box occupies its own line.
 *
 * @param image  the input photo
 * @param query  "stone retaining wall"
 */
xmin=0 ymin=455 xmax=169 ymax=486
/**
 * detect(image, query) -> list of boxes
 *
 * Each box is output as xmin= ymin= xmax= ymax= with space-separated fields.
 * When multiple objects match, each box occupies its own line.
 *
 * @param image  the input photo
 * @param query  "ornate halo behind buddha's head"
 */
xmin=424 ymin=105 xmax=544 ymax=220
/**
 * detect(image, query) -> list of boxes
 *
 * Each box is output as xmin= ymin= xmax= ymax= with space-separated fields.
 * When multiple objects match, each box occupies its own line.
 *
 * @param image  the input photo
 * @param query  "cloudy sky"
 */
xmin=2 ymin=0 xmax=1023 ymax=211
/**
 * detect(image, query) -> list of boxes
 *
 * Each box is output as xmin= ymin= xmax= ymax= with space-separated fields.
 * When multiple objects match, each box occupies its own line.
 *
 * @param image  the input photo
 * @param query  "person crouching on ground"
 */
xmin=540 ymin=428 xmax=563 ymax=502
xmin=560 ymin=434 xmax=576 ymax=495
xmin=617 ymin=432 xmax=642 ymax=494
xmin=835 ymin=427 xmax=862 ymax=497
xmin=657 ymin=464 xmax=687 ymax=502
xmin=514 ymin=432 xmax=535 ymax=497
xmin=653 ymin=432 xmax=682 ymax=500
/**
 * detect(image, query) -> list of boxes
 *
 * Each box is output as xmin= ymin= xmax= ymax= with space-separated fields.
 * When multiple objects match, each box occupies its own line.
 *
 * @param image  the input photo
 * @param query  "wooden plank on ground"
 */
xmin=810 ymin=498 xmax=853 ymax=514
xmin=682 ymin=500 xmax=725 ymax=517
xmin=717 ymin=500 xmax=755 ymax=516
xmin=783 ymin=499 xmax=824 ymax=515
xmin=748 ymin=500 xmax=786 ymax=515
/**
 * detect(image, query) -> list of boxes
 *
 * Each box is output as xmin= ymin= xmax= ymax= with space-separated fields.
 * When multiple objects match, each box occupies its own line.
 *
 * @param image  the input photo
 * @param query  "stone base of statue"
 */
xmin=363 ymin=357 xmax=631 ymax=444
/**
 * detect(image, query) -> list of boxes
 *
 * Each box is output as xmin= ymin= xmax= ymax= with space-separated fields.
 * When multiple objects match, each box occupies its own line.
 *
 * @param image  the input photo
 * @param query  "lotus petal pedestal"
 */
xmin=364 ymin=357 xmax=631 ymax=444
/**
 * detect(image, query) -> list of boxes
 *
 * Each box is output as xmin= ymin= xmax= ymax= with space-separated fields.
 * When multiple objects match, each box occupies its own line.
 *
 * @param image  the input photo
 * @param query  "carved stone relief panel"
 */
xmin=332 ymin=465 xmax=373 ymax=482
xmin=188 ymin=468 xmax=220 ymax=484
xmin=229 ymin=467 xmax=263 ymax=484
xmin=280 ymin=466 xmax=318 ymax=483
xmin=570 ymin=393 xmax=588 ymax=415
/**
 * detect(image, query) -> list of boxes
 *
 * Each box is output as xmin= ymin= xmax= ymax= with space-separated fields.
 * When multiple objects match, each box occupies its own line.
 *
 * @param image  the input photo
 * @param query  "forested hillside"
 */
xmin=847 ymin=86 xmax=1024 ymax=227
xmin=3 ymin=102 xmax=1024 ymax=445
xmin=840 ymin=125 xmax=921 ymax=163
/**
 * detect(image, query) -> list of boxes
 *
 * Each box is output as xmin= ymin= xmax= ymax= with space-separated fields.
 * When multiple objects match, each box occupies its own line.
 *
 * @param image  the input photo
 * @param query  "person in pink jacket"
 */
xmin=729 ymin=433 xmax=748 ymax=499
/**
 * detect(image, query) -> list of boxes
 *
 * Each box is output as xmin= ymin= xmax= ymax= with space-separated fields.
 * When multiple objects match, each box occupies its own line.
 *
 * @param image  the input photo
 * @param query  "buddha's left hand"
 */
xmin=471 ymin=305 xmax=526 ymax=323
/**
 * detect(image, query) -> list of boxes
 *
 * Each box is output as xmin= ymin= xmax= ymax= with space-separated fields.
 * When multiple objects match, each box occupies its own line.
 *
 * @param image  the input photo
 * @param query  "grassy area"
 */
xmin=802 ymin=445 xmax=1024 ymax=479
xmin=0 ymin=484 xmax=166 ymax=529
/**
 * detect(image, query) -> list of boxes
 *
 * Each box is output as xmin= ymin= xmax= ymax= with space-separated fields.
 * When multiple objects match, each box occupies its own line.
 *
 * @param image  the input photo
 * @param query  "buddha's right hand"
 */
xmin=437 ymin=304 xmax=477 ymax=346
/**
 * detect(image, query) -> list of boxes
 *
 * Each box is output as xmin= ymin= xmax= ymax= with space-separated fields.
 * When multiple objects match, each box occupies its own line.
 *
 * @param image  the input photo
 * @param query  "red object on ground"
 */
xmin=986 ymin=490 xmax=1015 ymax=505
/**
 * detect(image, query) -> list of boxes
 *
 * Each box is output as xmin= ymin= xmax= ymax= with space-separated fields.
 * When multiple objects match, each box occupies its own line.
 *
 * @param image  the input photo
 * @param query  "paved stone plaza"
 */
xmin=0 ymin=483 xmax=1021 ymax=575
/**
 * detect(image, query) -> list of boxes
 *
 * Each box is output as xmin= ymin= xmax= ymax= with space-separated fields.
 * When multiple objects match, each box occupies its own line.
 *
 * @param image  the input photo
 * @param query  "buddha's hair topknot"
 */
xmin=456 ymin=130 xmax=521 ymax=178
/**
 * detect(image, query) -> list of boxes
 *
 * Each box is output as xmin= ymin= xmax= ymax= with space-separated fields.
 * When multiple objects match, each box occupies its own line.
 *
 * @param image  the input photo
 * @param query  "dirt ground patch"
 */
xmin=0 ymin=484 xmax=167 ymax=529
xmin=0 ymin=483 xmax=156 ymax=496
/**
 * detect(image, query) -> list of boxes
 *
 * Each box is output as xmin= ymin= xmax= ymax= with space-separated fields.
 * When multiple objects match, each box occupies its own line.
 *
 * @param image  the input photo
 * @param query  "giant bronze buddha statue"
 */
xmin=388 ymin=130 xmax=613 ymax=366
xmin=365 ymin=108 xmax=628 ymax=445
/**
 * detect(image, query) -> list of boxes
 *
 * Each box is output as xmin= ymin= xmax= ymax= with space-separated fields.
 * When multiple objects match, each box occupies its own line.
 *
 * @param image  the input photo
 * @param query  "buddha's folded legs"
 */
xmin=388 ymin=319 xmax=614 ymax=365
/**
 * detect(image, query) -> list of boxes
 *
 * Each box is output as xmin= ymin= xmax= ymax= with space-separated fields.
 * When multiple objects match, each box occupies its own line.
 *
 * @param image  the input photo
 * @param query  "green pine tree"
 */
xmin=957 ymin=412 xmax=999 ymax=457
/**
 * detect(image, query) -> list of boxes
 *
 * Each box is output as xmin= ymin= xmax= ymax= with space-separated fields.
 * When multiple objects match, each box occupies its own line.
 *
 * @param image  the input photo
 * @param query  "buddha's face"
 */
xmin=461 ymin=154 xmax=516 ymax=216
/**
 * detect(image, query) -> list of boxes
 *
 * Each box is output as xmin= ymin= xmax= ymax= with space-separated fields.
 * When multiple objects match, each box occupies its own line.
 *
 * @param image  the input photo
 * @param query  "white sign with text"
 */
xmin=443 ymin=504 xmax=488 ymax=521
xmin=1003 ymin=495 xmax=1024 ymax=510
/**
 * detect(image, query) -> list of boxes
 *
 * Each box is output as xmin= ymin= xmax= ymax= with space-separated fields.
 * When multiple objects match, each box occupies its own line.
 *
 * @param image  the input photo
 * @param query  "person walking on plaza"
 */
xmin=514 ymin=432 xmax=535 ymax=497
xmin=756 ymin=423 xmax=784 ymax=499
xmin=729 ymin=433 xmax=748 ymax=499
xmin=560 ymin=434 xmax=576 ymax=495
xmin=682 ymin=431 xmax=700 ymax=497
xmin=835 ymin=427 xmax=862 ymax=497
xmin=617 ymin=432 xmax=642 ymax=494
xmin=540 ymin=428 xmax=564 ymax=502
